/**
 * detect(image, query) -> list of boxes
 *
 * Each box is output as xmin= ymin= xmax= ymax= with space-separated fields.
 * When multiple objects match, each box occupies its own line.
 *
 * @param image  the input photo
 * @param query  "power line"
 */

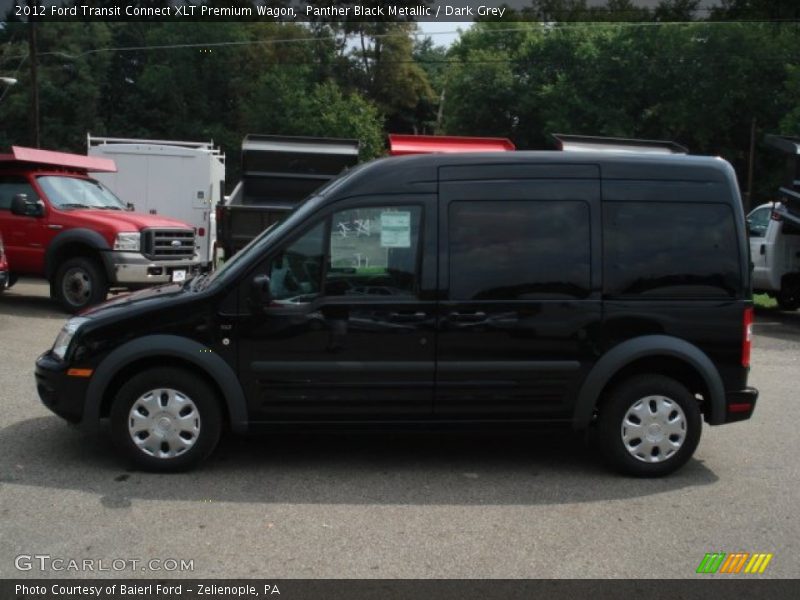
xmin=1 ymin=20 xmax=798 ymax=61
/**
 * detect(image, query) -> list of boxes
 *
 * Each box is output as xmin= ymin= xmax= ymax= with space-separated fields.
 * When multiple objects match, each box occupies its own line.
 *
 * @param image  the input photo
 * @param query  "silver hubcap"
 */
xmin=62 ymin=267 xmax=91 ymax=306
xmin=621 ymin=395 xmax=687 ymax=463
xmin=127 ymin=388 xmax=201 ymax=459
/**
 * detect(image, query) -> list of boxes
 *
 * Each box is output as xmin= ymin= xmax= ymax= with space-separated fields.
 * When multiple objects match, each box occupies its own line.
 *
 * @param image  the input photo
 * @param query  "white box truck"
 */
xmin=87 ymin=135 xmax=225 ymax=269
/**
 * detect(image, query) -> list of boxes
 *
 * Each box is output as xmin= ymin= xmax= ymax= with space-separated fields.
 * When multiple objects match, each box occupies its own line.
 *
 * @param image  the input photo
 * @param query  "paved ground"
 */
xmin=0 ymin=279 xmax=798 ymax=579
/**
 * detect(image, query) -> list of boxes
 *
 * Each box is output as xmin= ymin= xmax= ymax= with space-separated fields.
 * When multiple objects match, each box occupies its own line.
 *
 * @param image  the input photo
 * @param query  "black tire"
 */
xmin=776 ymin=285 xmax=800 ymax=311
xmin=595 ymin=374 xmax=702 ymax=477
xmin=110 ymin=367 xmax=222 ymax=472
xmin=0 ymin=272 xmax=13 ymax=293
xmin=52 ymin=256 xmax=108 ymax=313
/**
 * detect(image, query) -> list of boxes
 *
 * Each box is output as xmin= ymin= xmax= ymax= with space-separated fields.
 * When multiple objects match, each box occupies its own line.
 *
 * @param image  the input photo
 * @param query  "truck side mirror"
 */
xmin=249 ymin=274 xmax=273 ymax=311
xmin=10 ymin=194 xmax=43 ymax=218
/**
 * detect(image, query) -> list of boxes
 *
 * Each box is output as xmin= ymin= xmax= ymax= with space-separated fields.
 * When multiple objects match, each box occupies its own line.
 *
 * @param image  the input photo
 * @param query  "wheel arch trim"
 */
xmin=84 ymin=334 xmax=248 ymax=434
xmin=573 ymin=335 xmax=725 ymax=429
xmin=45 ymin=229 xmax=110 ymax=280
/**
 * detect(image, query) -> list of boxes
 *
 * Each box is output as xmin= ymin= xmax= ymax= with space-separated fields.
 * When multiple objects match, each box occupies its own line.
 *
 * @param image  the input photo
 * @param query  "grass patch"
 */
xmin=754 ymin=293 xmax=777 ymax=309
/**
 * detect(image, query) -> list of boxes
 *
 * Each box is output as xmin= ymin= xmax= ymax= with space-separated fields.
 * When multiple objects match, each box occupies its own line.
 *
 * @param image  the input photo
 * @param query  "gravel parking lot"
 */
xmin=1 ymin=279 xmax=798 ymax=579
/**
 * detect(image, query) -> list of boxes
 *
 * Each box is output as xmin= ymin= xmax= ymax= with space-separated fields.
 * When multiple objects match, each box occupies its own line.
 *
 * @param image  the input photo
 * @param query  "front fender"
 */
xmin=84 ymin=334 xmax=248 ymax=434
xmin=45 ymin=228 xmax=111 ymax=280
xmin=573 ymin=335 xmax=726 ymax=429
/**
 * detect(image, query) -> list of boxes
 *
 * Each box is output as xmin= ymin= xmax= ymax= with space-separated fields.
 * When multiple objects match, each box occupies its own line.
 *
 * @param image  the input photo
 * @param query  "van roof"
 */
xmin=328 ymin=151 xmax=735 ymax=198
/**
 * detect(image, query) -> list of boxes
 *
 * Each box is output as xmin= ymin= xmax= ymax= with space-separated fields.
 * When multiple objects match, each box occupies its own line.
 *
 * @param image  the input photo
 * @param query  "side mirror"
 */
xmin=10 ymin=194 xmax=43 ymax=217
xmin=249 ymin=274 xmax=273 ymax=311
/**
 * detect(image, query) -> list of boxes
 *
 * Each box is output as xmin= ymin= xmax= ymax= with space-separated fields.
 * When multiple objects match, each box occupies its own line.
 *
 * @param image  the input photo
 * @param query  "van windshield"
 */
xmin=37 ymin=176 xmax=126 ymax=210
xmin=198 ymin=195 xmax=324 ymax=291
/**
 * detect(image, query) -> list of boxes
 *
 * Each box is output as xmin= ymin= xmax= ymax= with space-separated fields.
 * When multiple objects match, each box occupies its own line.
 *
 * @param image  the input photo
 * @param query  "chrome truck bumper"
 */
xmin=102 ymin=251 xmax=203 ymax=286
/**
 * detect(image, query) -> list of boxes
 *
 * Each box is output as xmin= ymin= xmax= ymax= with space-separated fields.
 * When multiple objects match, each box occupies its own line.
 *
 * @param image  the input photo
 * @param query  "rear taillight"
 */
xmin=742 ymin=306 xmax=753 ymax=367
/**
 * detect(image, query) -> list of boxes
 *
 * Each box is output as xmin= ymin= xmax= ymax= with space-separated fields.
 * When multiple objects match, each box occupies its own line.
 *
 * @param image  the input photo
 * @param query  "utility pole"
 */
xmin=745 ymin=117 xmax=756 ymax=212
xmin=28 ymin=0 xmax=40 ymax=148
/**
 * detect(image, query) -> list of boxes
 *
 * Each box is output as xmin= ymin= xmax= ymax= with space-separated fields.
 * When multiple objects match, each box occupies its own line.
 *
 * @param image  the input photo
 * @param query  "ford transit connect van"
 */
xmin=34 ymin=152 xmax=758 ymax=476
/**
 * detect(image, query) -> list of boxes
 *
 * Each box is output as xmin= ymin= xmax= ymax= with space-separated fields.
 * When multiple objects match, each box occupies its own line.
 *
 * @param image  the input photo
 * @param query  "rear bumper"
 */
xmin=101 ymin=251 xmax=202 ymax=286
xmin=723 ymin=387 xmax=759 ymax=423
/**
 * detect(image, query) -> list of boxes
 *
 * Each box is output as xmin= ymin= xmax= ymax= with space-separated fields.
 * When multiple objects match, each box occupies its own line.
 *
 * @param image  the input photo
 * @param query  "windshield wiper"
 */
xmin=59 ymin=203 xmax=91 ymax=209
xmin=95 ymin=205 xmax=122 ymax=210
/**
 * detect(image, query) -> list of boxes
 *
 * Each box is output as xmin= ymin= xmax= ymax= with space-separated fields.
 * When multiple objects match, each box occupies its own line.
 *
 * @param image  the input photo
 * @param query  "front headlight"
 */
xmin=52 ymin=317 xmax=89 ymax=361
xmin=113 ymin=232 xmax=141 ymax=252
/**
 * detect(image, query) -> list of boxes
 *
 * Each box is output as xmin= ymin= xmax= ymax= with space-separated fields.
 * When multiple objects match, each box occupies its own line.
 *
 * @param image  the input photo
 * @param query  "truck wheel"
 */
xmin=0 ymin=273 xmax=16 ymax=293
xmin=52 ymin=257 xmax=108 ymax=313
xmin=595 ymin=374 xmax=702 ymax=477
xmin=110 ymin=367 xmax=222 ymax=472
xmin=776 ymin=283 xmax=800 ymax=311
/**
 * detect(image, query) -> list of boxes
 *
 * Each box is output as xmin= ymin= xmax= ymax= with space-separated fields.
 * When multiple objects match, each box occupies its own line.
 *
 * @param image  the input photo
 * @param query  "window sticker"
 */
xmin=380 ymin=211 xmax=411 ymax=248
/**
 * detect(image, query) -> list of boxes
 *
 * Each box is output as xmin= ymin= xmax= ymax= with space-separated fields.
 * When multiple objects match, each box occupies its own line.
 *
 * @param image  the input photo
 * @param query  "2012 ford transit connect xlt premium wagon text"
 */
xmin=35 ymin=152 xmax=758 ymax=476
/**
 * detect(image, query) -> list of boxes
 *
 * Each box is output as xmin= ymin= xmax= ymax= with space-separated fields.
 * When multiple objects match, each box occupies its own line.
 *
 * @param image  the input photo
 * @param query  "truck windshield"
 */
xmin=37 ymin=176 xmax=126 ymax=210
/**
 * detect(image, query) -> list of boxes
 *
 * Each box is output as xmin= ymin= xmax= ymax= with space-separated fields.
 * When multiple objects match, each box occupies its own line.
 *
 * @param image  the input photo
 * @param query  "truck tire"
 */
xmin=110 ymin=367 xmax=222 ymax=472
xmin=776 ymin=279 xmax=800 ymax=311
xmin=595 ymin=374 xmax=702 ymax=477
xmin=0 ymin=273 xmax=16 ymax=293
xmin=52 ymin=256 xmax=108 ymax=313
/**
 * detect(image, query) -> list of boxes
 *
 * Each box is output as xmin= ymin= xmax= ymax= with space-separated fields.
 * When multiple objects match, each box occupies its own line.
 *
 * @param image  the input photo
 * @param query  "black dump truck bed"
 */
xmin=218 ymin=134 xmax=359 ymax=258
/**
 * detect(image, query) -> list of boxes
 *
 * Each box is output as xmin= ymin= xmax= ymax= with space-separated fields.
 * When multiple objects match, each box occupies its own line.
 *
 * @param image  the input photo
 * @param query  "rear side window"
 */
xmin=603 ymin=202 xmax=741 ymax=298
xmin=449 ymin=200 xmax=591 ymax=300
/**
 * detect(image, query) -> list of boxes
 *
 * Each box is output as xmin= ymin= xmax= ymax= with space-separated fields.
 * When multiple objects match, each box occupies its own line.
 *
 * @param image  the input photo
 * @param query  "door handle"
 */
xmin=448 ymin=311 xmax=487 ymax=323
xmin=388 ymin=311 xmax=427 ymax=323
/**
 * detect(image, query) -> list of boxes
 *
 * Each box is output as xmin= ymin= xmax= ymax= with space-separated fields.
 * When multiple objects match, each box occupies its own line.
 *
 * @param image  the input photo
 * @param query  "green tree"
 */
xmin=654 ymin=0 xmax=700 ymax=21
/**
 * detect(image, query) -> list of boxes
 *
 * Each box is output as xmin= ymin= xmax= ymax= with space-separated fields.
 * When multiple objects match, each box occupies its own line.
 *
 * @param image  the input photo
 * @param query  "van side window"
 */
xmin=326 ymin=205 xmax=422 ymax=298
xmin=0 ymin=177 xmax=38 ymax=210
xmin=603 ymin=202 xmax=740 ymax=298
xmin=267 ymin=222 xmax=326 ymax=303
xmin=449 ymin=200 xmax=591 ymax=300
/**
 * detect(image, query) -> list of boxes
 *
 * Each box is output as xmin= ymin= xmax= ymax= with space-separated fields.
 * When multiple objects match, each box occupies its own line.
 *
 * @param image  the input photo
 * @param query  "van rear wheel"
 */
xmin=595 ymin=374 xmax=702 ymax=477
xmin=110 ymin=367 xmax=222 ymax=472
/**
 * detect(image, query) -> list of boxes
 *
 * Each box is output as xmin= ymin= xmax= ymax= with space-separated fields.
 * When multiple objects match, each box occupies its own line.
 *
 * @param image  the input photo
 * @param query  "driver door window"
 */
xmin=326 ymin=206 xmax=422 ymax=298
xmin=268 ymin=222 xmax=326 ymax=304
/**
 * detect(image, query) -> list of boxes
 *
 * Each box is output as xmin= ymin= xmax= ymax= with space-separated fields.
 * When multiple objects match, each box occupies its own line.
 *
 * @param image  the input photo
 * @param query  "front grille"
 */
xmin=142 ymin=228 xmax=196 ymax=260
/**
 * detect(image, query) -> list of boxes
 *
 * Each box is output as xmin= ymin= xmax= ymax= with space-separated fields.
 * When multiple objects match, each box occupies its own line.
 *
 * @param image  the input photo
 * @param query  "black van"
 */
xmin=35 ymin=152 xmax=758 ymax=476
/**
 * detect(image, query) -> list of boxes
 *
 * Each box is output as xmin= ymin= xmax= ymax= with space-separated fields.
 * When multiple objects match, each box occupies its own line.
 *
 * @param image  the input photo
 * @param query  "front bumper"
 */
xmin=724 ymin=387 xmax=759 ymax=423
xmin=35 ymin=352 xmax=91 ymax=424
xmin=102 ymin=251 xmax=202 ymax=286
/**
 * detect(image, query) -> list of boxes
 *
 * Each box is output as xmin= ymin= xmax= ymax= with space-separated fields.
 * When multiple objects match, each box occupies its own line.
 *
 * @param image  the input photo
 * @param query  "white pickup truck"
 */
xmin=747 ymin=195 xmax=800 ymax=310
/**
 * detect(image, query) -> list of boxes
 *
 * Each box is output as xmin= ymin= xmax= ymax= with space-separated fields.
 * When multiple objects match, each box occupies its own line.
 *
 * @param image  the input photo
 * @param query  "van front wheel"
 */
xmin=110 ymin=367 xmax=222 ymax=472
xmin=595 ymin=375 xmax=702 ymax=477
